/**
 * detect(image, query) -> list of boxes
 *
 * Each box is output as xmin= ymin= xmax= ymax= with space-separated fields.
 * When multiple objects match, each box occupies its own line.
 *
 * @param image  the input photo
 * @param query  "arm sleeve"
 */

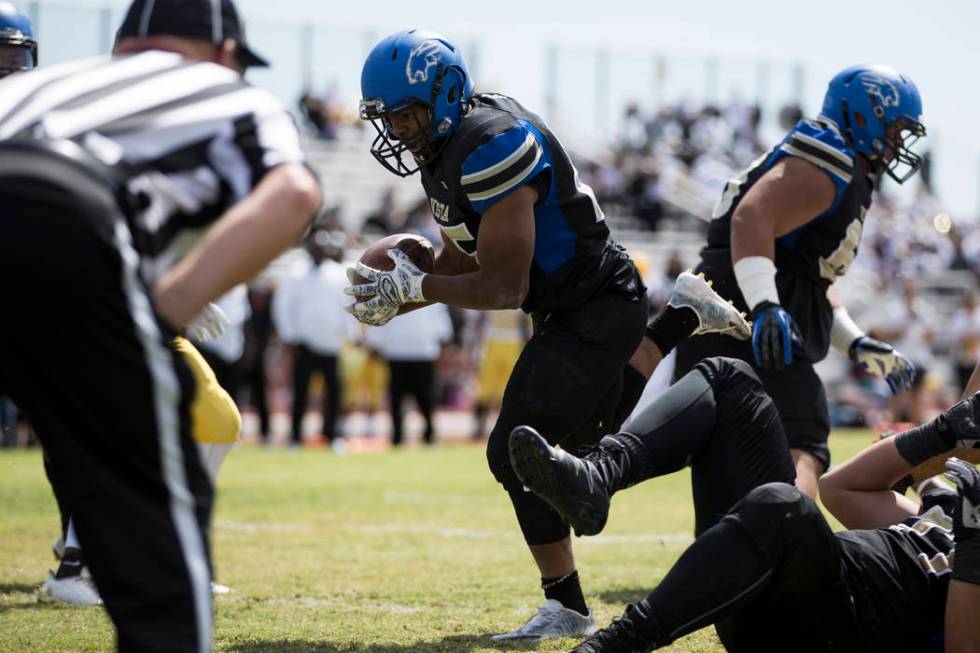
xmin=459 ymin=122 xmax=550 ymax=215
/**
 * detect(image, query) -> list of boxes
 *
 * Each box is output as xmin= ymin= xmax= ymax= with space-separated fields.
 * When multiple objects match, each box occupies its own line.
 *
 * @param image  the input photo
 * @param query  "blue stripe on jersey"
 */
xmin=461 ymin=121 xmax=551 ymax=214
xmin=522 ymin=121 xmax=576 ymax=273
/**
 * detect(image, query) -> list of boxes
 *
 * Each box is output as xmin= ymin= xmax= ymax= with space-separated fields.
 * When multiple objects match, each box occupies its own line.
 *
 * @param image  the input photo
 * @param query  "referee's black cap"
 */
xmin=117 ymin=0 xmax=269 ymax=68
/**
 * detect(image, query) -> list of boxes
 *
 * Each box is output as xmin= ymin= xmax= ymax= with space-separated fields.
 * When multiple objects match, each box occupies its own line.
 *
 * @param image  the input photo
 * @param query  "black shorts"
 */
xmin=675 ymin=333 xmax=831 ymax=470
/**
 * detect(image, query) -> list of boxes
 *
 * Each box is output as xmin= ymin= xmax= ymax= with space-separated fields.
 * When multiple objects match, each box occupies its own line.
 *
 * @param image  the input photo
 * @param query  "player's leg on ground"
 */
xmin=572 ymin=483 xmax=856 ymax=652
xmin=486 ymin=291 xmax=647 ymax=639
xmin=290 ymin=344 xmax=314 ymax=445
xmin=0 ymin=190 xmax=212 ymax=653
xmin=675 ymin=332 xmax=831 ymax=499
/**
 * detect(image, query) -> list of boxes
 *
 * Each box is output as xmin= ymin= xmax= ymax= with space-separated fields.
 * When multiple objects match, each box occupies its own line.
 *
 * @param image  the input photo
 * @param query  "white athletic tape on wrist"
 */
xmin=733 ymin=256 xmax=779 ymax=311
xmin=830 ymin=306 xmax=865 ymax=353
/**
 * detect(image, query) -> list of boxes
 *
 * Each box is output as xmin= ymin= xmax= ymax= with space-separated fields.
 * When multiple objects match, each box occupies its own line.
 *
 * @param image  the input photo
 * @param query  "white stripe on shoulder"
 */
xmin=466 ymin=143 xmax=543 ymax=202
xmin=0 ymin=52 xmax=191 ymax=139
xmin=792 ymin=132 xmax=853 ymax=167
xmin=779 ymin=143 xmax=852 ymax=183
xmin=38 ymin=62 xmax=240 ymax=140
xmin=0 ymin=55 xmax=109 ymax=125
xmin=461 ymin=130 xmax=536 ymax=185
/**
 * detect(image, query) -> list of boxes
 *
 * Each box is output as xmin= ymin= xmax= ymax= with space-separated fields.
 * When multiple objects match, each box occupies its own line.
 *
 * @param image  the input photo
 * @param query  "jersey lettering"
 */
xmin=440 ymin=222 xmax=477 ymax=257
xmin=818 ymin=211 xmax=865 ymax=281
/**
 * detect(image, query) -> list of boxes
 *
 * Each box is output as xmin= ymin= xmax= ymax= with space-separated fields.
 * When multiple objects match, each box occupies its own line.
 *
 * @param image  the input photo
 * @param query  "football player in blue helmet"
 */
xmin=0 ymin=1 xmax=36 ymax=78
xmin=351 ymin=28 xmax=662 ymax=642
xmin=820 ymin=64 xmax=925 ymax=184
xmin=359 ymin=30 xmax=473 ymax=176
xmin=606 ymin=64 xmax=926 ymax=503
xmin=353 ymin=28 xmax=752 ymax=643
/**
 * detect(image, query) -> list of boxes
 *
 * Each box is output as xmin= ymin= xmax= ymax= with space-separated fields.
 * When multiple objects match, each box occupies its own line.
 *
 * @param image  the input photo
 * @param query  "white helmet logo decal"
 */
xmin=861 ymin=76 xmax=900 ymax=108
xmin=406 ymin=40 xmax=441 ymax=85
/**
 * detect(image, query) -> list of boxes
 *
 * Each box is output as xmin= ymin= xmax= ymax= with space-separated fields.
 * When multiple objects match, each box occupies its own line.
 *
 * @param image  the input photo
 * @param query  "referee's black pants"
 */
xmin=387 ymin=359 xmax=435 ymax=446
xmin=0 ymin=171 xmax=213 ymax=653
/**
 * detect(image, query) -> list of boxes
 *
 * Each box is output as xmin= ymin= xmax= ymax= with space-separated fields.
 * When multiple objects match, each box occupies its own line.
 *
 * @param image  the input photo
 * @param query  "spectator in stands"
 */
xmin=871 ymin=280 xmax=934 ymax=424
xmin=646 ymin=250 xmax=686 ymax=312
xmin=299 ymin=90 xmax=327 ymax=135
xmin=365 ymin=304 xmax=453 ymax=447
xmin=362 ymin=186 xmax=405 ymax=237
xmin=243 ymin=285 xmax=274 ymax=443
xmin=467 ymin=310 xmax=530 ymax=440
xmin=950 ymin=290 xmax=980 ymax=394
xmin=274 ymin=229 xmax=356 ymax=451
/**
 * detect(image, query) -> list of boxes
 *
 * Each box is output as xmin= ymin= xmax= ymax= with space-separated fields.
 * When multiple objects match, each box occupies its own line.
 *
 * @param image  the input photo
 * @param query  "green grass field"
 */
xmin=0 ymin=429 xmax=875 ymax=653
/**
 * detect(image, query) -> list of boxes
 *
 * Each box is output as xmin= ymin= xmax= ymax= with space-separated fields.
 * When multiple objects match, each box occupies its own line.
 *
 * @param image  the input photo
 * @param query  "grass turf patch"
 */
xmin=0 ymin=429 xmax=875 ymax=652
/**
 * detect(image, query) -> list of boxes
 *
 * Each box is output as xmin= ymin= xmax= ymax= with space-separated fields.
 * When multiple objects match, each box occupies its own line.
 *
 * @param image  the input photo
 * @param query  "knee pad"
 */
xmin=724 ymin=482 xmax=821 ymax=555
xmin=695 ymin=356 xmax=762 ymax=392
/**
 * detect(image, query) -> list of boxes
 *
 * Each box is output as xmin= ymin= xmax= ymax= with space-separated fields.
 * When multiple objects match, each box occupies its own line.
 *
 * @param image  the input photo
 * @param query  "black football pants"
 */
xmin=0 ymin=173 xmax=212 ymax=653
xmin=597 ymin=357 xmax=858 ymax=650
xmin=486 ymin=289 xmax=648 ymax=545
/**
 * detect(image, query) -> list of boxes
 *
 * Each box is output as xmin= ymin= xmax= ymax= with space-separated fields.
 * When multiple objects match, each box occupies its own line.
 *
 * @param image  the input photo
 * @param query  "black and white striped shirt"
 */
xmin=0 ymin=50 xmax=306 ymax=283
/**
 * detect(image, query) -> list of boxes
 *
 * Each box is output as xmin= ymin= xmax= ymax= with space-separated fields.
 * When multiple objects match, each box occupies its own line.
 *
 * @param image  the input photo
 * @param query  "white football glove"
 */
xmin=345 ymin=293 xmax=400 ymax=326
xmin=345 ymin=248 xmax=427 ymax=307
xmin=187 ymin=302 xmax=230 ymax=342
xmin=849 ymin=336 xmax=915 ymax=394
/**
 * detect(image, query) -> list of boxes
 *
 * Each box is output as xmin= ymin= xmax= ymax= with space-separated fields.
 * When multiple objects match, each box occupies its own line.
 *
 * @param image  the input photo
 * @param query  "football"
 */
xmin=351 ymin=233 xmax=435 ymax=289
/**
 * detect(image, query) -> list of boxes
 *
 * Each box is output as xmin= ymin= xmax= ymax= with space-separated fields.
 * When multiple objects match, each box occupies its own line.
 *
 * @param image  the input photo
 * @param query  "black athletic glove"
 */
xmin=945 ymin=457 xmax=980 ymax=585
xmin=750 ymin=301 xmax=803 ymax=371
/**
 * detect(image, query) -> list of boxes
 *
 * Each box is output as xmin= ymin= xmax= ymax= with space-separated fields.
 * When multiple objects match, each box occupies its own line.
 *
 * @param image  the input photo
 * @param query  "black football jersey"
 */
xmin=837 ymin=506 xmax=954 ymax=652
xmin=697 ymin=118 xmax=874 ymax=361
xmin=419 ymin=93 xmax=640 ymax=315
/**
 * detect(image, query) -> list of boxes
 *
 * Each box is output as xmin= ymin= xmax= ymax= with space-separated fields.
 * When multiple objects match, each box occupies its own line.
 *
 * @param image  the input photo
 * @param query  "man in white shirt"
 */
xmin=273 ymin=230 xmax=357 ymax=449
xmin=365 ymin=304 xmax=453 ymax=446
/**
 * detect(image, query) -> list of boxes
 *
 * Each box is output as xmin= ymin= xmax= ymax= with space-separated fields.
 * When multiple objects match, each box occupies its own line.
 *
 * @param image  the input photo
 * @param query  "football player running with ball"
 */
xmin=347 ymin=30 xmax=748 ymax=641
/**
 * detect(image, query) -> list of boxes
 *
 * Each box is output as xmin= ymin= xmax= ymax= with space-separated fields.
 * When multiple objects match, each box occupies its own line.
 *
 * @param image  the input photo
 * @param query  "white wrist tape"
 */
xmin=831 ymin=306 xmax=865 ymax=353
xmin=733 ymin=256 xmax=779 ymax=311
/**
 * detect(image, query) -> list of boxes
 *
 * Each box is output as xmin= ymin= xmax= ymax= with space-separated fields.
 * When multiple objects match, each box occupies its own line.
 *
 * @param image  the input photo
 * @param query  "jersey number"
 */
xmin=818 ymin=212 xmax=864 ymax=282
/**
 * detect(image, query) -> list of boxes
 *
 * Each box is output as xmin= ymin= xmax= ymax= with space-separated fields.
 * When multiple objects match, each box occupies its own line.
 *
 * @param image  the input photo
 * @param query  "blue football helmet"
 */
xmin=360 ymin=30 xmax=474 ymax=176
xmin=820 ymin=65 xmax=925 ymax=184
xmin=0 ymin=2 xmax=36 ymax=78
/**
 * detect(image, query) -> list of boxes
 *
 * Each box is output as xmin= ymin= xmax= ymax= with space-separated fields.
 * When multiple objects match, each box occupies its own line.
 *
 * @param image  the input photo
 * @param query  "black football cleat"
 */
xmin=568 ymin=610 xmax=654 ymax=653
xmin=508 ymin=425 xmax=611 ymax=536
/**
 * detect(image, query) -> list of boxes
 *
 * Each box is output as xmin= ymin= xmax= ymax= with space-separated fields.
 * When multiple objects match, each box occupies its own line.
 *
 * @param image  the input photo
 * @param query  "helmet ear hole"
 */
xmin=448 ymin=84 xmax=458 ymax=103
xmin=854 ymin=111 xmax=867 ymax=129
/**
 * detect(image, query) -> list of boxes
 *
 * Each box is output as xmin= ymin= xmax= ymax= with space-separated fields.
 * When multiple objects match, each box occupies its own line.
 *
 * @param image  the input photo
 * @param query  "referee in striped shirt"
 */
xmin=0 ymin=1 xmax=320 ymax=651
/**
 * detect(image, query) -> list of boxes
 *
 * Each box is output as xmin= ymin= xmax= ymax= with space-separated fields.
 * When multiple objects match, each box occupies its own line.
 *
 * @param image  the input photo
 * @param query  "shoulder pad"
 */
xmin=779 ymin=119 xmax=856 ymax=185
xmin=460 ymin=121 xmax=547 ymax=213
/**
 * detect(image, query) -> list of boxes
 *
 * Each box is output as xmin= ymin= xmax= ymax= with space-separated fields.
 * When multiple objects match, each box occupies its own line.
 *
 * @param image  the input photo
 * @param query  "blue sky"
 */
xmin=35 ymin=0 xmax=980 ymax=216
